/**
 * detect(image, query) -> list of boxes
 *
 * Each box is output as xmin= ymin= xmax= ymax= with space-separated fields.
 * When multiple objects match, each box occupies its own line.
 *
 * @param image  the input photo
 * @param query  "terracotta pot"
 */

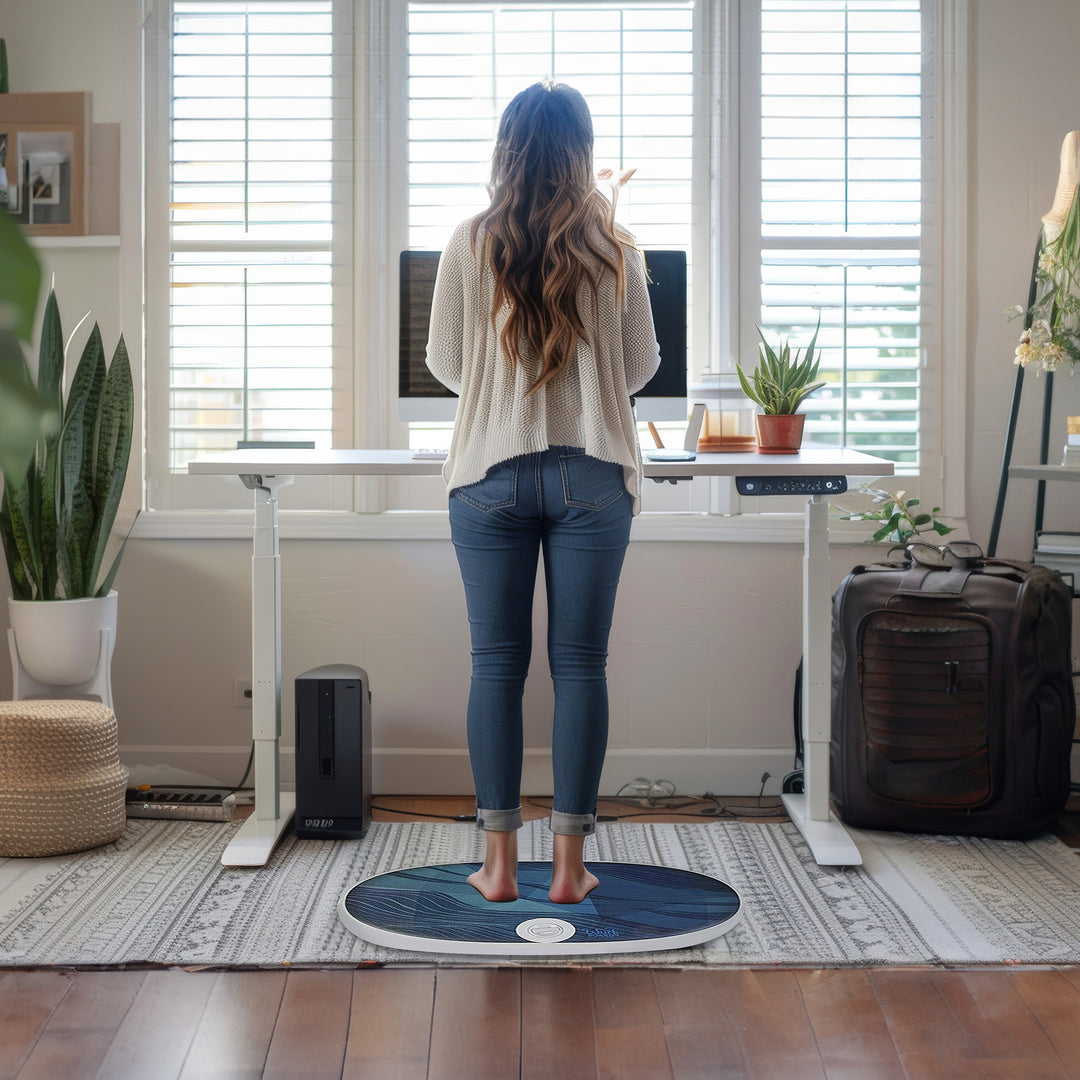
xmin=755 ymin=413 xmax=806 ymax=454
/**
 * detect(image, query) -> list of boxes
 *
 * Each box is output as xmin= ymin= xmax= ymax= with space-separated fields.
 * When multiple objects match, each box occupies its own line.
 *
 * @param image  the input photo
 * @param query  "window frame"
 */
xmin=139 ymin=0 xmax=968 ymax=539
xmin=144 ymin=0 xmax=359 ymax=513
xmin=733 ymin=0 xmax=955 ymax=517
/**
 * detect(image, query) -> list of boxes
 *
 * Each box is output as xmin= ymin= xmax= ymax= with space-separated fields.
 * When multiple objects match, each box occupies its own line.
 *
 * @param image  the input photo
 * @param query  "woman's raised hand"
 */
xmin=597 ymin=167 xmax=637 ymax=187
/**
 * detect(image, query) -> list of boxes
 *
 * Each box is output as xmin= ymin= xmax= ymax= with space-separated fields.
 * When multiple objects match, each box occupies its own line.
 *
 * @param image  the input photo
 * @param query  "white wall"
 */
xmin=0 ymin=0 xmax=141 ymax=355
xmin=101 ymin=533 xmax=841 ymax=795
xmin=1 ymin=0 xmax=1077 ymax=798
xmin=967 ymin=1 xmax=1080 ymax=552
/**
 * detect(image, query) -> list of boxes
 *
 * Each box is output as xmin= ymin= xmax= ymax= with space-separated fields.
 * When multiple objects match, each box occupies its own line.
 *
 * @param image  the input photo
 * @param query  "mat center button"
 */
xmin=516 ymin=917 xmax=575 ymax=943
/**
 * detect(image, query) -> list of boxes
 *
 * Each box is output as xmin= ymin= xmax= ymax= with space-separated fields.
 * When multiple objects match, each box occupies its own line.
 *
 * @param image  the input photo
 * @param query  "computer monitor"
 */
xmin=398 ymin=248 xmax=688 ymax=422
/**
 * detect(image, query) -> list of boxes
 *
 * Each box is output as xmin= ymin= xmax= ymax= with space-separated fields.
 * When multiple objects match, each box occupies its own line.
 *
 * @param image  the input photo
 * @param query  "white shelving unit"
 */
xmin=1009 ymin=465 xmax=1080 ymax=483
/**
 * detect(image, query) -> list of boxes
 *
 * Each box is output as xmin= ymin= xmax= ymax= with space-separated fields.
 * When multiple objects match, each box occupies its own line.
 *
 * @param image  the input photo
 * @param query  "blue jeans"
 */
xmin=449 ymin=447 xmax=633 ymax=836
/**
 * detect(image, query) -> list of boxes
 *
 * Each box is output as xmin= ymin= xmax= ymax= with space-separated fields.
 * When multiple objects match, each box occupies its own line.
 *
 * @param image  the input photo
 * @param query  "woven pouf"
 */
xmin=0 ymin=700 xmax=128 ymax=857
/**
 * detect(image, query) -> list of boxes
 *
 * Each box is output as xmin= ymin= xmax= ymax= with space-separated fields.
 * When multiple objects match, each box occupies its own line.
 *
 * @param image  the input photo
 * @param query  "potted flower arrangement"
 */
xmin=736 ymin=317 xmax=825 ymax=453
xmin=0 ymin=281 xmax=134 ymax=704
xmin=833 ymin=485 xmax=954 ymax=547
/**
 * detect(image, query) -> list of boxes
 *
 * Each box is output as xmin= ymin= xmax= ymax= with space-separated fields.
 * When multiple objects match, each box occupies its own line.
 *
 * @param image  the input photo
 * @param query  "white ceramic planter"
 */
xmin=7 ymin=591 xmax=118 ymax=688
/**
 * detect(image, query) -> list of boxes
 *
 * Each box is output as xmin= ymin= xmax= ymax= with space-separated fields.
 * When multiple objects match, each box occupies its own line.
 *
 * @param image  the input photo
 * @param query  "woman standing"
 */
xmin=426 ymin=81 xmax=660 ymax=904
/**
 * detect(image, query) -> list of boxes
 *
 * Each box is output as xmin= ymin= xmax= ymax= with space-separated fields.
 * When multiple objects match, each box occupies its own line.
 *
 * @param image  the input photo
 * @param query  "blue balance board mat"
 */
xmin=338 ymin=861 xmax=742 ymax=956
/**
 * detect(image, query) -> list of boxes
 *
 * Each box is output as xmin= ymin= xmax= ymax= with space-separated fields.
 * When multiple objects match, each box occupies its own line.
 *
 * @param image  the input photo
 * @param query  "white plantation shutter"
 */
xmin=758 ymin=0 xmax=923 ymax=470
xmin=406 ymin=3 xmax=695 ymax=267
xmin=169 ymin=0 xmax=339 ymax=471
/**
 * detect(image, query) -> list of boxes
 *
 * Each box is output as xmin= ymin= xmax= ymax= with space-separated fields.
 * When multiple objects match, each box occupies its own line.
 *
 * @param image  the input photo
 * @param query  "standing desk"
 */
xmin=188 ymin=448 xmax=893 ymax=868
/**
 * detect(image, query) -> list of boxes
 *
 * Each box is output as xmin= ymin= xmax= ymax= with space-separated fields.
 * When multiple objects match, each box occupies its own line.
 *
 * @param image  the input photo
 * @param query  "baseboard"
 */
xmin=119 ymin=744 xmax=799 ymax=798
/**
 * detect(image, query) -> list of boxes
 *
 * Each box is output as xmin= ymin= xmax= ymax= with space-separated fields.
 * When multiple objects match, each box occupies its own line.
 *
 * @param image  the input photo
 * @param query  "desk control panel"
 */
xmin=735 ymin=475 xmax=847 ymax=497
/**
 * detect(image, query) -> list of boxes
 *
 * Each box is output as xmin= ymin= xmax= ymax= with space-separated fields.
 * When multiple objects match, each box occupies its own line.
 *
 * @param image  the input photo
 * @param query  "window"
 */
xmin=147 ymin=0 xmax=960 ymax=519
xmin=170 ymin=1 xmax=337 ymax=464
xmin=147 ymin=0 xmax=353 ymax=509
xmin=748 ymin=0 xmax=925 ymax=473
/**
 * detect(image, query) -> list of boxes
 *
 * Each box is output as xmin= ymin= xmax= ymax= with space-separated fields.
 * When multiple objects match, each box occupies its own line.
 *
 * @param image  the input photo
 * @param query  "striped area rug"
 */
xmin=2 ymin=818 xmax=1079 ymax=967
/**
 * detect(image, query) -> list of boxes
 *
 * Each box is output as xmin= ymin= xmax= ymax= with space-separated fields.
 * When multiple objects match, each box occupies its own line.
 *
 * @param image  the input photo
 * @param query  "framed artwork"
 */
xmin=0 ymin=92 xmax=89 ymax=236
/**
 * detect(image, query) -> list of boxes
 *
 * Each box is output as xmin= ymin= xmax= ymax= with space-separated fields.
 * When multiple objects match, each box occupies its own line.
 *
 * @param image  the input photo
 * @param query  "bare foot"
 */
xmin=549 ymin=832 xmax=598 ymax=904
xmin=548 ymin=866 xmax=599 ymax=905
xmin=467 ymin=829 xmax=518 ymax=902
xmin=467 ymin=865 xmax=519 ymax=902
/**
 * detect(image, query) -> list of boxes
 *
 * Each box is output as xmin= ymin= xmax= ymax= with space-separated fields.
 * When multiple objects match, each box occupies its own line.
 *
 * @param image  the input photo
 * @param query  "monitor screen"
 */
xmin=399 ymin=248 xmax=688 ymax=421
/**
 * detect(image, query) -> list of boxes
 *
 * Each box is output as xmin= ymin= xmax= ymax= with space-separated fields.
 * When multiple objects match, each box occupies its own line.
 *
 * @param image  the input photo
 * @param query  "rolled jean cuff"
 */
xmin=475 ymin=806 xmax=522 ymax=832
xmin=549 ymin=810 xmax=596 ymax=836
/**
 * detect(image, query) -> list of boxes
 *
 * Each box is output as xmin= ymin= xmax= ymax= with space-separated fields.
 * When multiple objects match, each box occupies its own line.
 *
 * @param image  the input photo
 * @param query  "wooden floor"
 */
xmin=3 ymin=795 xmax=1080 ymax=1080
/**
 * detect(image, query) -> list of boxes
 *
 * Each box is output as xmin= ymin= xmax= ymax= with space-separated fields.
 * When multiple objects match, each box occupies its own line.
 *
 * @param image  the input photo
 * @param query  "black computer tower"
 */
xmin=294 ymin=664 xmax=372 ymax=839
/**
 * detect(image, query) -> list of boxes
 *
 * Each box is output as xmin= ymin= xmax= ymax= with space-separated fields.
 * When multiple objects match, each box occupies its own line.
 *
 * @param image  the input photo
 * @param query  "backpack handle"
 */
xmin=906 ymin=539 xmax=983 ymax=569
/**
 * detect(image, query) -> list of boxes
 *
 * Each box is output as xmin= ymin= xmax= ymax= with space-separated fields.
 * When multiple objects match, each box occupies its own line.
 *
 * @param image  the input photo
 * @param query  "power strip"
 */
xmin=125 ymin=786 xmax=238 ymax=822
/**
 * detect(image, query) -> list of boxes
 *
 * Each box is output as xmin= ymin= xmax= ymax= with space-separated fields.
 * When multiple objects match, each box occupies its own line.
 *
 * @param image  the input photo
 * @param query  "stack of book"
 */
xmin=1034 ymin=532 xmax=1080 ymax=595
xmin=1065 ymin=416 xmax=1080 ymax=467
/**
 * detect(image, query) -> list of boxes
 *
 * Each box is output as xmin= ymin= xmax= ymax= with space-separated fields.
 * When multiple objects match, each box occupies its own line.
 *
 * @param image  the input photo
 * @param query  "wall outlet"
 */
xmin=233 ymin=679 xmax=253 ymax=709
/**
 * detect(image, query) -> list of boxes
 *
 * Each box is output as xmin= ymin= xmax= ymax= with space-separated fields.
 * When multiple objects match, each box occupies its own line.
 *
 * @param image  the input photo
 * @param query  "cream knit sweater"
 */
xmin=425 ymin=218 xmax=661 ymax=514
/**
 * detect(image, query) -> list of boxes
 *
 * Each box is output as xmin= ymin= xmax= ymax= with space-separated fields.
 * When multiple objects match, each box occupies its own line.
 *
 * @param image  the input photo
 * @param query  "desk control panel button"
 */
xmin=736 ymin=475 xmax=847 ymax=496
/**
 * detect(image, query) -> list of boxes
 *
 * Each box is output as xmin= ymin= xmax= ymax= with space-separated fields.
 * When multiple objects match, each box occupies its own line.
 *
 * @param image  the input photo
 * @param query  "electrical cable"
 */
xmin=369 ymin=776 xmax=790 ymax=825
xmin=367 ymin=798 xmax=785 ymax=824
xmin=230 ymin=742 xmax=255 ymax=796
xmin=525 ymin=780 xmax=788 ymax=823
xmin=370 ymin=804 xmax=476 ymax=822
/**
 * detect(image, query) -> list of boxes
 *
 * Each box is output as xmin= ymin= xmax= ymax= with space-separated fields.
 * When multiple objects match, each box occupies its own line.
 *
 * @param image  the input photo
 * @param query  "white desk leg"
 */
xmin=222 ymin=474 xmax=296 ymax=867
xmin=781 ymin=493 xmax=862 ymax=866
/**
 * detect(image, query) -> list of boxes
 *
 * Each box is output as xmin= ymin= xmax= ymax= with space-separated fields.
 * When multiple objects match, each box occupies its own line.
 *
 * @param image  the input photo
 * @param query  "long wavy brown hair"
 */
xmin=471 ymin=82 xmax=632 ymax=395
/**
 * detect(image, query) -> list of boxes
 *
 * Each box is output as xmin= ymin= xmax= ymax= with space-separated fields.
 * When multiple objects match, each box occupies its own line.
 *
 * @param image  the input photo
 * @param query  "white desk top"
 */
xmin=189 ymin=447 xmax=894 ymax=479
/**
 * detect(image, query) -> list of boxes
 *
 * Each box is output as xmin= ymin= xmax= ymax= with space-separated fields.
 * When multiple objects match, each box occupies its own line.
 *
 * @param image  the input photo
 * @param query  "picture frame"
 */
xmin=0 ymin=92 xmax=89 ymax=236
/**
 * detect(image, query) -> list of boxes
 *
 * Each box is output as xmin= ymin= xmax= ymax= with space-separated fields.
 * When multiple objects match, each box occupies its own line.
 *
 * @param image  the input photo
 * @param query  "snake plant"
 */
xmin=0 ymin=289 xmax=134 ymax=600
xmin=736 ymin=318 xmax=826 ymax=415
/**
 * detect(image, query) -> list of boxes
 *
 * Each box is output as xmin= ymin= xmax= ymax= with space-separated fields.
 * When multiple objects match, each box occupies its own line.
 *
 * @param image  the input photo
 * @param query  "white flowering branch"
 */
xmin=1006 ymin=191 xmax=1080 ymax=374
